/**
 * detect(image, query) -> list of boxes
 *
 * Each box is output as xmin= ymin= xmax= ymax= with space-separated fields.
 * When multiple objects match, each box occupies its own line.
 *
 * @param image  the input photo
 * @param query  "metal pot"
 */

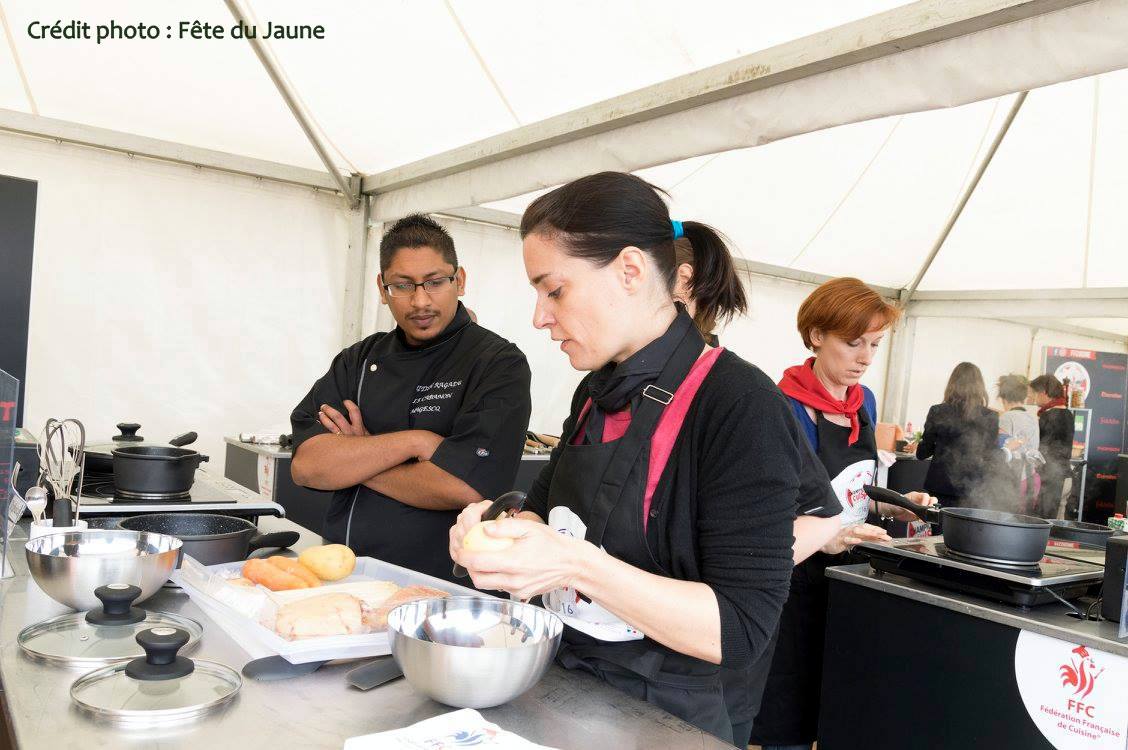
xmin=83 ymin=423 xmax=198 ymax=475
xmin=118 ymin=513 xmax=299 ymax=566
xmin=864 ymin=485 xmax=1052 ymax=566
xmin=111 ymin=446 xmax=208 ymax=497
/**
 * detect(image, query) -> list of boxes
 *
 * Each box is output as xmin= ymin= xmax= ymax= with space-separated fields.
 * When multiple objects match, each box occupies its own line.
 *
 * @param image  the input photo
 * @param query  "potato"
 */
xmin=462 ymin=520 xmax=514 ymax=552
xmin=298 ymin=544 xmax=357 ymax=581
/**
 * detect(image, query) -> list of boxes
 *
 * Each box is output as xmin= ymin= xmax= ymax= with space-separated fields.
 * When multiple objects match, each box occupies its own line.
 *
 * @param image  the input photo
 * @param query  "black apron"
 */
xmin=540 ymin=322 xmax=742 ymax=744
xmin=750 ymin=405 xmax=877 ymax=745
xmin=323 ymin=307 xmax=474 ymax=582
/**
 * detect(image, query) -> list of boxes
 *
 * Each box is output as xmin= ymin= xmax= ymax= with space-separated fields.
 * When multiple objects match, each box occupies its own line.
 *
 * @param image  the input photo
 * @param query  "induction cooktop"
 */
xmin=73 ymin=470 xmax=283 ymax=518
xmin=857 ymin=536 xmax=1104 ymax=608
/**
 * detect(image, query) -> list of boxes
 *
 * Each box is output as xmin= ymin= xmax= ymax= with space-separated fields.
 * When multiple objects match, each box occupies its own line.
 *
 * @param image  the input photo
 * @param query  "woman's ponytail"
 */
xmin=676 ymin=222 xmax=747 ymax=336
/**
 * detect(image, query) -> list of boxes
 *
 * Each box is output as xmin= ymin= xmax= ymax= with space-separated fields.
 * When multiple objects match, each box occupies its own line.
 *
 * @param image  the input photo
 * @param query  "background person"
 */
xmin=917 ymin=362 xmax=1002 ymax=508
xmin=1029 ymin=374 xmax=1073 ymax=519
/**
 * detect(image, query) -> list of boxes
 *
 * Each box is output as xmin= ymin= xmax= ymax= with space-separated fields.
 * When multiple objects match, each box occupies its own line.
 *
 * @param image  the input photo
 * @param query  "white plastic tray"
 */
xmin=172 ymin=555 xmax=485 ymax=664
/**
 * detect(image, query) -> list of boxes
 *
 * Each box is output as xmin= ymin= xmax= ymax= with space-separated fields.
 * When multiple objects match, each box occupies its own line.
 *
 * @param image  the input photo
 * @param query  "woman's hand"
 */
xmin=877 ymin=491 xmax=938 ymax=522
xmin=449 ymin=499 xmax=492 ymax=565
xmin=822 ymin=522 xmax=891 ymax=554
xmin=451 ymin=517 xmax=590 ymax=601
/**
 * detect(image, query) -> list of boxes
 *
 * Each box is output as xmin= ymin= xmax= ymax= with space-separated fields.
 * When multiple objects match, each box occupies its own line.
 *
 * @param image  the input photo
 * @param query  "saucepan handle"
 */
xmin=453 ymin=491 xmax=528 ymax=578
xmin=247 ymin=531 xmax=300 ymax=553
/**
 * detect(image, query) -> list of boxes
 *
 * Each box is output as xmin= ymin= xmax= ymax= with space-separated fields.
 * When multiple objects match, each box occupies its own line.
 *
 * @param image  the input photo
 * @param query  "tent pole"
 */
xmin=223 ymin=0 xmax=359 ymax=207
xmin=342 ymin=196 xmax=370 ymax=347
xmin=901 ymin=90 xmax=1028 ymax=305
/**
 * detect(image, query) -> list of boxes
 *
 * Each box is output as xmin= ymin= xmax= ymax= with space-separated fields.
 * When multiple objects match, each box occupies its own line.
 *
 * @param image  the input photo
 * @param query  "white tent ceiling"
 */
xmin=0 ymin=0 xmax=909 ymax=172
xmin=3 ymin=0 xmax=1128 ymax=304
xmin=485 ymin=71 xmax=1128 ymax=291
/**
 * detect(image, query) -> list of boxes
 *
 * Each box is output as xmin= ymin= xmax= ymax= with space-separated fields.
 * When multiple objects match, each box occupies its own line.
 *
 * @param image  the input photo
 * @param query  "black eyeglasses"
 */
xmin=382 ymin=272 xmax=458 ymax=298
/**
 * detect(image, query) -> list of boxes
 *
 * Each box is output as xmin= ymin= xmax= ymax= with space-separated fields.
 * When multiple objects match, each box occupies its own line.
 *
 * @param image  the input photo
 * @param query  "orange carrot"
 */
xmin=242 ymin=558 xmax=308 ymax=591
xmin=267 ymin=556 xmax=321 ymax=587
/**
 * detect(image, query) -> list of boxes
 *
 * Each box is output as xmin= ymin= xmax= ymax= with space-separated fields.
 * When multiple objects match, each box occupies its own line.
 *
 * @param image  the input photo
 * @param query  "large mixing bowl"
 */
xmin=388 ymin=596 xmax=563 ymax=709
xmin=25 ymin=530 xmax=182 ymax=611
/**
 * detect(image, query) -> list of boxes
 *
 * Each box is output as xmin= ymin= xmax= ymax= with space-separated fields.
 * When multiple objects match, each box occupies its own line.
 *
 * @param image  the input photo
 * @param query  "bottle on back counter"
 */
xmin=1109 ymin=514 xmax=1126 ymax=533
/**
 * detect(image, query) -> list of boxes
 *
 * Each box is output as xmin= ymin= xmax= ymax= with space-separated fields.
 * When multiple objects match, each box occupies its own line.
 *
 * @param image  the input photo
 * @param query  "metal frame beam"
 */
xmin=223 ymin=0 xmax=359 ymax=207
xmin=0 ymin=108 xmax=340 ymax=192
xmin=342 ymin=195 xmax=371 ymax=347
xmin=1001 ymin=317 xmax=1128 ymax=344
xmin=360 ymin=0 xmax=1088 ymax=197
xmin=733 ymin=258 xmax=899 ymax=299
xmin=907 ymin=296 xmax=1128 ymax=319
xmin=910 ymin=287 xmax=1128 ymax=302
xmin=902 ymin=91 xmax=1028 ymax=303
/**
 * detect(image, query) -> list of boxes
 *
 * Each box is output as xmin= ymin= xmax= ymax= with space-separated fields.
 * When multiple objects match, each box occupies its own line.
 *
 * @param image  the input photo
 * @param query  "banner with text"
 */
xmin=1044 ymin=347 xmax=1128 ymax=522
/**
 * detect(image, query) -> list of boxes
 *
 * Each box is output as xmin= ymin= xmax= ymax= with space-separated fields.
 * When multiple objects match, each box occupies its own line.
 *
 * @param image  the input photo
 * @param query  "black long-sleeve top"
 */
xmin=916 ymin=402 xmax=1000 ymax=502
xmin=527 ymin=350 xmax=837 ymax=670
xmin=1039 ymin=407 xmax=1074 ymax=470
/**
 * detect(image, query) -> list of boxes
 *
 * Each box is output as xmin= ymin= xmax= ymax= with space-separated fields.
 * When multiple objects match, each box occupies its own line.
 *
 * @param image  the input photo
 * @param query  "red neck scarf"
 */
xmin=779 ymin=357 xmax=864 ymax=445
xmin=1038 ymin=397 xmax=1067 ymax=416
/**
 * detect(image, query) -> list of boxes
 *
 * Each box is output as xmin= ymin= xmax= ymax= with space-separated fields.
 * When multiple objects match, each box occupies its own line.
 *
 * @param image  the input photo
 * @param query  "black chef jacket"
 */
xmin=290 ymin=304 xmax=532 ymax=581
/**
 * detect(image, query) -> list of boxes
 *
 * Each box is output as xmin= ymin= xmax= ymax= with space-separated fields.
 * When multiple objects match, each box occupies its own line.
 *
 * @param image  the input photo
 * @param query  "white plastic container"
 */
xmin=28 ymin=518 xmax=88 ymax=541
xmin=173 ymin=556 xmax=485 ymax=664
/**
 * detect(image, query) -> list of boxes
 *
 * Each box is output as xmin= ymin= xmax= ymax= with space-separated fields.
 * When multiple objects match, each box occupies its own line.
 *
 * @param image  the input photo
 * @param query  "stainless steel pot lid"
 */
xmin=18 ymin=584 xmax=202 ymax=667
xmin=71 ymin=627 xmax=239 ymax=725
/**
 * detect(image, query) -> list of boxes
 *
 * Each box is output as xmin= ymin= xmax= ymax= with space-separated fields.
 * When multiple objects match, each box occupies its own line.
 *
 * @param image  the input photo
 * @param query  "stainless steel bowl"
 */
xmin=387 ymin=596 xmax=563 ymax=709
xmin=25 ymin=530 xmax=182 ymax=611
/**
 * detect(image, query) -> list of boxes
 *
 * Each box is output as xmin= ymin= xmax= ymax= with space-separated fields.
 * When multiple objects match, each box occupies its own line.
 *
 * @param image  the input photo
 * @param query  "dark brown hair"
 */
xmin=520 ymin=172 xmax=744 ymax=330
xmin=380 ymin=214 xmax=457 ymax=272
xmin=1029 ymin=374 xmax=1064 ymax=399
xmin=796 ymin=277 xmax=900 ymax=350
xmin=944 ymin=362 xmax=989 ymax=419
xmin=996 ymin=374 xmax=1029 ymax=403
xmin=673 ymin=237 xmax=747 ymax=335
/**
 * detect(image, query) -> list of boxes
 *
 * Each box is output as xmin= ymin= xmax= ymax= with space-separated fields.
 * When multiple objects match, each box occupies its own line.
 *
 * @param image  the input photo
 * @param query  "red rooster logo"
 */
xmin=1060 ymin=645 xmax=1104 ymax=699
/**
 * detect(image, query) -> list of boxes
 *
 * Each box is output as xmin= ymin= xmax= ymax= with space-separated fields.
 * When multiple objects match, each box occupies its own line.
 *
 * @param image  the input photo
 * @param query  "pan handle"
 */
xmin=863 ymin=485 xmax=940 ymax=524
xmin=247 ymin=531 xmax=300 ymax=552
xmin=168 ymin=432 xmax=198 ymax=447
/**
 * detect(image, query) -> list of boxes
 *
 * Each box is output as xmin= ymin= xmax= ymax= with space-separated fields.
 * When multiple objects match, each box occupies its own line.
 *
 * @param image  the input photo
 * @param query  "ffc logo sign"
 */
xmin=1015 ymin=631 xmax=1128 ymax=749
xmin=1060 ymin=645 xmax=1104 ymax=714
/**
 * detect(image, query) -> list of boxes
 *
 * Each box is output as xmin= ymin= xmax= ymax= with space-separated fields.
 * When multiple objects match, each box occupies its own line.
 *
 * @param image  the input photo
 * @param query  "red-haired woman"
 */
xmin=750 ymin=278 xmax=936 ymax=750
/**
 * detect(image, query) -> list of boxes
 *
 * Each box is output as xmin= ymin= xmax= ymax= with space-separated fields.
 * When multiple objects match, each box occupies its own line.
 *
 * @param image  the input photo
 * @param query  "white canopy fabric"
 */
xmin=0 ymin=0 xmax=908 ymax=172
xmin=3 ymin=0 xmax=1128 ymax=303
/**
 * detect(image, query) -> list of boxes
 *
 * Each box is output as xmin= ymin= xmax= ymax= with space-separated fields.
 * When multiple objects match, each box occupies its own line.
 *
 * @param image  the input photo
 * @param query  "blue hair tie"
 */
xmin=671 ymin=220 xmax=685 ymax=239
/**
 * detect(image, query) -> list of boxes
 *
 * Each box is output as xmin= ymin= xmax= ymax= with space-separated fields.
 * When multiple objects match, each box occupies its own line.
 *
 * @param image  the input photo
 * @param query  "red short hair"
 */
xmin=797 ymin=277 xmax=900 ymax=350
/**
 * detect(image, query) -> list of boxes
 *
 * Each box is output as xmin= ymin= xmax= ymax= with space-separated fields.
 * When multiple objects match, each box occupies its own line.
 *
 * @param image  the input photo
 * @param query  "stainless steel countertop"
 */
xmin=827 ymin=563 xmax=1128 ymax=657
xmin=0 ymin=517 xmax=729 ymax=749
xmin=225 ymin=437 xmax=555 ymax=462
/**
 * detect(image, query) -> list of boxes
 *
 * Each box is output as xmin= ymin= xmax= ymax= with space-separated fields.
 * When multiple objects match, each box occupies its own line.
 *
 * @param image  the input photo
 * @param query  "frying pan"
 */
xmin=118 ymin=513 xmax=299 ymax=566
xmin=1048 ymin=519 xmax=1123 ymax=549
xmin=863 ymin=485 xmax=1052 ymax=566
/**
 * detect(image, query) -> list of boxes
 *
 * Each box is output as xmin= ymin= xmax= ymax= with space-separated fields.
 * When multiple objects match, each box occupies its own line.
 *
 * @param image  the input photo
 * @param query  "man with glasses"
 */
xmin=290 ymin=214 xmax=531 ymax=581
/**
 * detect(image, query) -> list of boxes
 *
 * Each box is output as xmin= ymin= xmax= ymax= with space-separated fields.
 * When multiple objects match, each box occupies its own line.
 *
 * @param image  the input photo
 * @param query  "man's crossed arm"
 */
xmin=289 ymin=400 xmax=483 ymax=511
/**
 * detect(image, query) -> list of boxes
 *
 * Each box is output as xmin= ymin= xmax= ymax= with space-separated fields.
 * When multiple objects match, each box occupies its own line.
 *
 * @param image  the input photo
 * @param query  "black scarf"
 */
xmin=582 ymin=307 xmax=700 ymax=444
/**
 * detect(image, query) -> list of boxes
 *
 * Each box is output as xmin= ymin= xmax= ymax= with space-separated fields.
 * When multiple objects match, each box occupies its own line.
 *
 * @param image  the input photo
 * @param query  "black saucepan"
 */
xmin=82 ymin=423 xmax=199 ymax=475
xmin=118 ymin=513 xmax=299 ymax=566
xmin=863 ymin=485 xmax=1052 ymax=566
xmin=112 ymin=446 xmax=208 ymax=496
xmin=1049 ymin=519 xmax=1123 ymax=549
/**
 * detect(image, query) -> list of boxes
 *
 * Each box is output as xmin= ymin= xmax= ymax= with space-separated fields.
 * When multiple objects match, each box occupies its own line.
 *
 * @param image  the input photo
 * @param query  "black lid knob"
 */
xmin=86 ymin=584 xmax=145 ymax=626
xmin=125 ymin=627 xmax=195 ymax=681
xmin=114 ymin=423 xmax=143 ymax=442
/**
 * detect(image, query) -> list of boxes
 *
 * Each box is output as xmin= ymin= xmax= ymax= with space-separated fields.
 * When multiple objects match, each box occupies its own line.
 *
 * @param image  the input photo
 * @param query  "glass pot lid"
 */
xmin=18 ymin=584 xmax=202 ymax=667
xmin=71 ymin=626 xmax=240 ymax=725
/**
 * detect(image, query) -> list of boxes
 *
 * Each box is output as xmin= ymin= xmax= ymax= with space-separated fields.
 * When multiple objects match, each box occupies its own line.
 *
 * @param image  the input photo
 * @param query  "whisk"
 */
xmin=36 ymin=418 xmax=87 ymax=522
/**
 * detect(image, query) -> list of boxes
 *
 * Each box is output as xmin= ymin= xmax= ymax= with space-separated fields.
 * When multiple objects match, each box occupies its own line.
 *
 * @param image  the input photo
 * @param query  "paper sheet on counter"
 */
xmin=344 ymin=709 xmax=559 ymax=750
